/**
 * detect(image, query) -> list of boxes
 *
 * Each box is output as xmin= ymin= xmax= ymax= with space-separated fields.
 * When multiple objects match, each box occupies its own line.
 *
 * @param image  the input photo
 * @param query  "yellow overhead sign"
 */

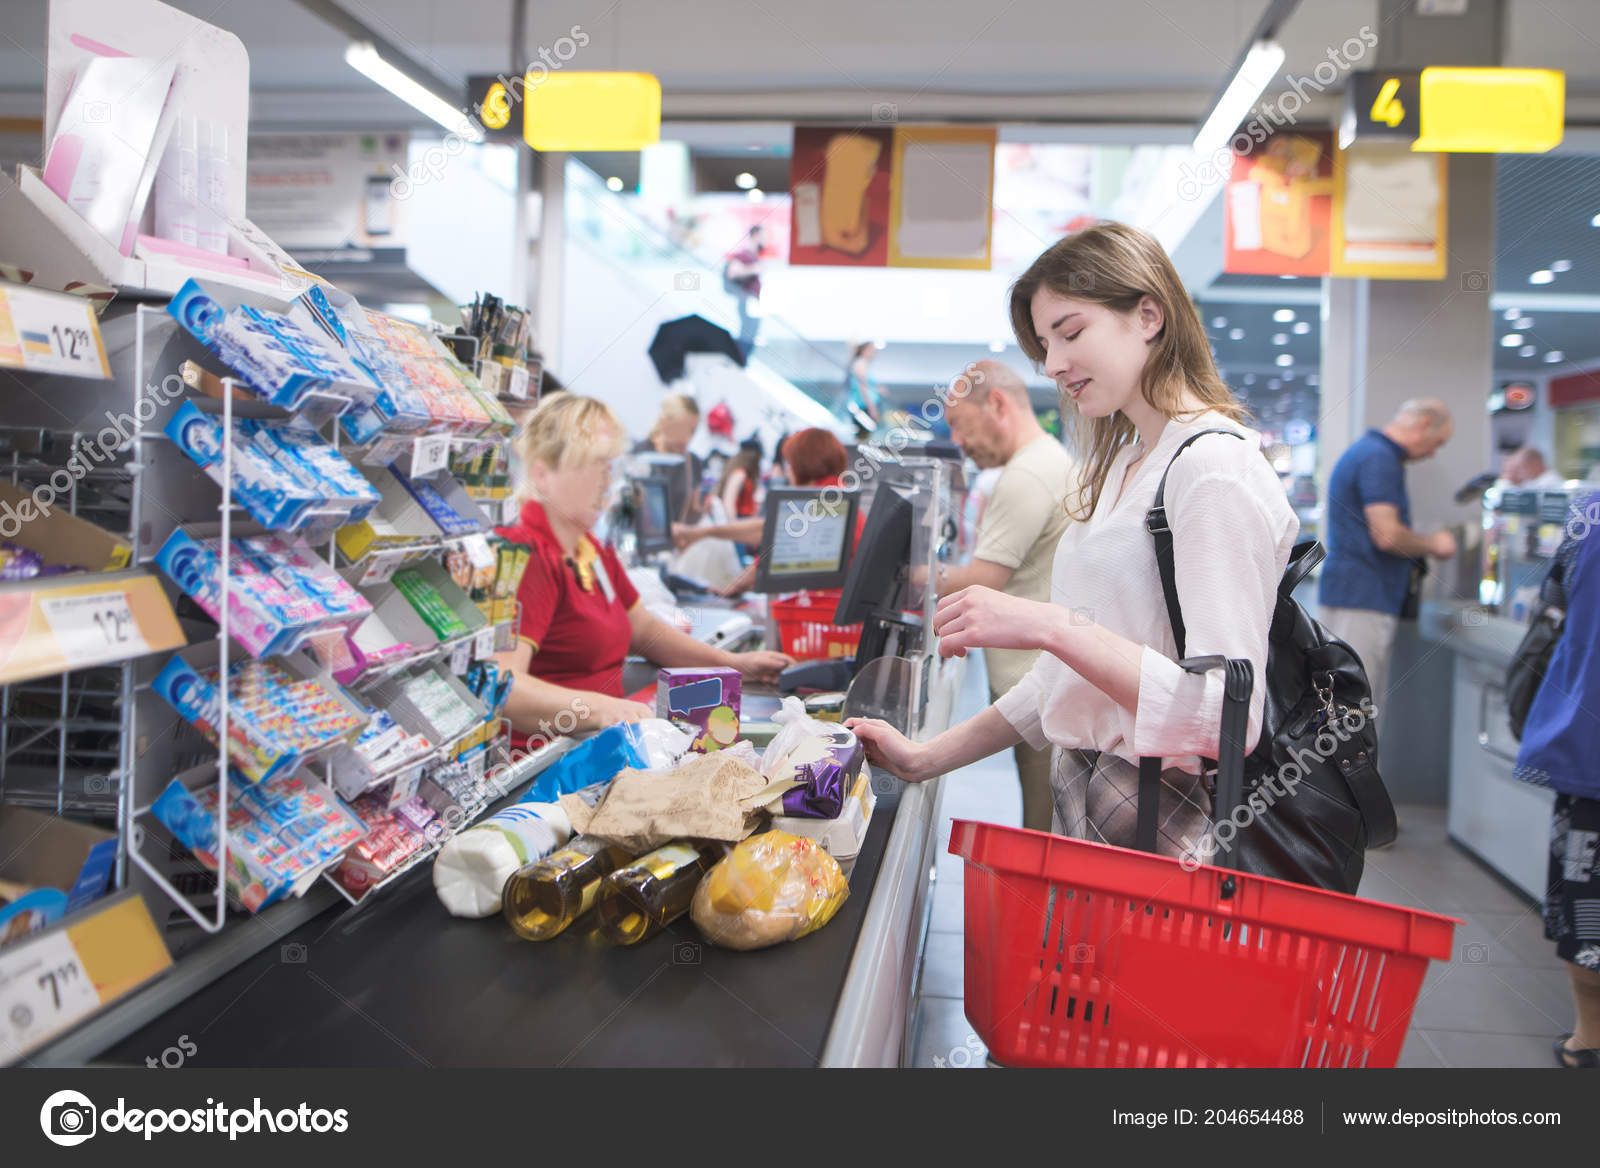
xmin=523 ymin=72 xmax=661 ymax=152
xmin=1412 ymin=68 xmax=1565 ymax=153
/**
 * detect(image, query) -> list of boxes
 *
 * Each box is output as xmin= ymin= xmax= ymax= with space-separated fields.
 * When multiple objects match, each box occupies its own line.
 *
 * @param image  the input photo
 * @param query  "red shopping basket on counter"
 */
xmin=948 ymin=820 xmax=1458 ymax=1068
xmin=771 ymin=591 xmax=862 ymax=661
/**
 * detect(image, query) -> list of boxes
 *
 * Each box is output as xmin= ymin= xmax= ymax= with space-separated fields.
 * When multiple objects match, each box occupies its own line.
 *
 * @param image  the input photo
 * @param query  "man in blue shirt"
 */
xmin=1319 ymin=399 xmax=1457 ymax=711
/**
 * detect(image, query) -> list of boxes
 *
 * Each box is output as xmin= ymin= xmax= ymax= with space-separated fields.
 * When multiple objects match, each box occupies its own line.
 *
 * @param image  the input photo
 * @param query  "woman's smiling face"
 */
xmin=1029 ymin=286 xmax=1162 ymax=419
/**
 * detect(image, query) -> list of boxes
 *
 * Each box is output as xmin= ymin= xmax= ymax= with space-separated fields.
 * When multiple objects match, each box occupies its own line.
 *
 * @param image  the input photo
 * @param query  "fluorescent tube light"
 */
xmin=1193 ymin=40 xmax=1286 ymax=158
xmin=346 ymin=41 xmax=485 ymax=142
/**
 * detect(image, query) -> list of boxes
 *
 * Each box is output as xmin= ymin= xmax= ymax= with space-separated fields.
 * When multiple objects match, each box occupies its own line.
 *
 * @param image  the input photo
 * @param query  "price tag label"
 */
xmin=473 ymin=626 xmax=496 ymax=659
xmin=0 ymin=930 xmax=102 ymax=1063
xmin=449 ymin=639 xmax=472 ymax=675
xmin=475 ymin=362 xmax=503 ymax=395
xmin=39 ymin=591 xmax=149 ymax=668
xmin=412 ymin=435 xmax=451 ymax=478
xmin=506 ymin=365 xmax=530 ymax=400
xmin=0 ymin=285 xmax=111 ymax=379
xmin=359 ymin=550 xmax=407 ymax=587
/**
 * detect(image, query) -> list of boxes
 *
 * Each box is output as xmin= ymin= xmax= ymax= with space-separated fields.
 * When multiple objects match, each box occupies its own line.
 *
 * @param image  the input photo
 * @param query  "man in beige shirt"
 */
xmin=932 ymin=360 xmax=1075 ymax=830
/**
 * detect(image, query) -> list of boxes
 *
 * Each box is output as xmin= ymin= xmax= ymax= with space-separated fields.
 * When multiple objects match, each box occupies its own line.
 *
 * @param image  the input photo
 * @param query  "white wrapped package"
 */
xmin=432 ymin=801 xmax=572 ymax=917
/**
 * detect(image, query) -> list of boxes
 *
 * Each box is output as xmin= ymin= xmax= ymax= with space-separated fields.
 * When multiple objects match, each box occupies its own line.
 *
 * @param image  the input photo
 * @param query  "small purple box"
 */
xmin=655 ymin=667 xmax=741 ymax=752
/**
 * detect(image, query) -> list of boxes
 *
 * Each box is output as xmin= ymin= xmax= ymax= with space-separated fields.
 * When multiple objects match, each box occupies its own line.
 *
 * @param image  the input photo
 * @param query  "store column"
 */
xmin=1317 ymin=0 xmax=1501 ymax=803
xmin=532 ymin=150 xmax=566 ymax=373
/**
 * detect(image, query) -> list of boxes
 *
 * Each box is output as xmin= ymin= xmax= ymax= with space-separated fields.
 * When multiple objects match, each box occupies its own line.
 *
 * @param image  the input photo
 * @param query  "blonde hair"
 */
xmin=648 ymin=392 xmax=700 ymax=445
xmin=1009 ymin=221 xmax=1248 ymax=521
xmin=515 ymin=393 xmax=626 ymax=498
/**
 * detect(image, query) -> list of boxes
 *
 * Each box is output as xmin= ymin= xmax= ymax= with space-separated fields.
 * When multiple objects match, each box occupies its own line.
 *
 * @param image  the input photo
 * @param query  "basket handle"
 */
xmin=1136 ymin=656 xmax=1254 ymax=881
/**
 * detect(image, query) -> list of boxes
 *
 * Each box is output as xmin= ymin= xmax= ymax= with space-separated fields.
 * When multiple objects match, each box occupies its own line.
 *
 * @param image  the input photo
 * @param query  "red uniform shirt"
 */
xmin=496 ymin=500 xmax=639 ymax=751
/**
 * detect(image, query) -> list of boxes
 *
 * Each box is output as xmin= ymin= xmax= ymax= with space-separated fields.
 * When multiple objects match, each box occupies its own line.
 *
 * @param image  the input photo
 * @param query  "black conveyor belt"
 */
xmin=104 ymin=788 xmax=901 ymax=1068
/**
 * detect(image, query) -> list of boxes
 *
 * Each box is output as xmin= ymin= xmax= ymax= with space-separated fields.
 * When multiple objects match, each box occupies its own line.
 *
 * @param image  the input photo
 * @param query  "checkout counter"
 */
xmin=1417 ymin=485 xmax=1572 ymax=901
xmin=95 ymin=458 xmax=972 ymax=1067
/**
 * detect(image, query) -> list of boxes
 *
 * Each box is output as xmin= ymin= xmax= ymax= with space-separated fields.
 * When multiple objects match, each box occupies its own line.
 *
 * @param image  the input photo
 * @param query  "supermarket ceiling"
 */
xmin=3 ymin=0 xmax=1600 ymax=127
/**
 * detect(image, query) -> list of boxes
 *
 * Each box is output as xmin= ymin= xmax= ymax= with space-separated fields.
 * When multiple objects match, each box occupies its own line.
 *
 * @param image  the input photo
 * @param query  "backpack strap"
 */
xmin=1136 ymin=429 xmax=1249 ymax=857
xmin=1142 ymin=429 xmax=1247 ymax=658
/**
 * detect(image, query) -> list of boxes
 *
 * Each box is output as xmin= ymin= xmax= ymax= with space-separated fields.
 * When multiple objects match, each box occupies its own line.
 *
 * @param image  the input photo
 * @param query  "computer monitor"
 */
xmin=752 ymin=487 xmax=859 ymax=593
xmin=834 ymin=486 xmax=913 ymax=627
xmin=634 ymin=452 xmax=696 ymax=523
xmin=633 ymin=477 xmax=673 ymax=556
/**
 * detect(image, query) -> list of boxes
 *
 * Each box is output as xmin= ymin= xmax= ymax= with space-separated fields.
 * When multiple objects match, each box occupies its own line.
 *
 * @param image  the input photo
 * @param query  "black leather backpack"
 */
xmin=1135 ymin=430 xmax=1398 ymax=895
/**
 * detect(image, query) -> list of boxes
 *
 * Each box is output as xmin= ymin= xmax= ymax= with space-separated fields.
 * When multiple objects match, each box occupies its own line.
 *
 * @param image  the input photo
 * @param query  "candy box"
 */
xmin=655 ymin=667 xmax=741 ymax=753
xmin=165 ymin=401 xmax=323 ymax=530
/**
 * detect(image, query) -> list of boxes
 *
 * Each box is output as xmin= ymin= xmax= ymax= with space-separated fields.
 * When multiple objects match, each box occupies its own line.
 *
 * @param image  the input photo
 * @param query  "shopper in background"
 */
xmin=497 ymin=394 xmax=791 ymax=754
xmin=1500 ymin=445 xmax=1567 ymax=489
xmin=1511 ymin=498 xmax=1600 ymax=1067
xmin=848 ymin=222 xmax=1298 ymax=860
xmin=1318 ymin=399 xmax=1457 ymax=711
xmin=841 ymin=341 xmax=883 ymax=436
xmin=718 ymin=439 xmax=764 ymax=520
xmin=930 ymin=359 xmax=1076 ymax=831
xmin=635 ymin=392 xmax=704 ymax=521
xmin=723 ymin=224 xmax=766 ymax=358
xmin=675 ymin=428 xmax=861 ymax=597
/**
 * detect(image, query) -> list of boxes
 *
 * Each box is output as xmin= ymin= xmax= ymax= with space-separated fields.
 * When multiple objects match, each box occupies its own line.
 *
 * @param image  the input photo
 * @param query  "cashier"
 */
xmin=496 ymin=394 xmax=792 ymax=752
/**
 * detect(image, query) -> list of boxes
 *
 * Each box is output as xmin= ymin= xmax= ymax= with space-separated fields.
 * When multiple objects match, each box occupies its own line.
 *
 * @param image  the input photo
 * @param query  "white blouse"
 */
xmin=993 ymin=411 xmax=1299 ymax=774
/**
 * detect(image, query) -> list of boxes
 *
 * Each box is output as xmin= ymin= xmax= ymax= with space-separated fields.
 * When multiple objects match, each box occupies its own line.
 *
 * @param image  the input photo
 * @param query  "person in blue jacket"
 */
xmin=1514 ymin=496 xmax=1600 ymax=1067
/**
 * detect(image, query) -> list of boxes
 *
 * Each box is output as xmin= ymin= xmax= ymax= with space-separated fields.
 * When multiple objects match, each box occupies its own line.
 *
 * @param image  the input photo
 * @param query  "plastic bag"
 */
xmin=690 ymin=830 xmax=849 ymax=950
xmin=757 ymin=697 xmax=864 ymax=815
xmin=519 ymin=719 xmax=691 ymax=806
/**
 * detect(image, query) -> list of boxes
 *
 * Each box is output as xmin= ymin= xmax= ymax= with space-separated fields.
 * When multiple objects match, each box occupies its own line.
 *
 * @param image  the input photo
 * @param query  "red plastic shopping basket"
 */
xmin=771 ymin=591 xmax=862 ymax=661
xmin=949 ymin=820 xmax=1458 ymax=1068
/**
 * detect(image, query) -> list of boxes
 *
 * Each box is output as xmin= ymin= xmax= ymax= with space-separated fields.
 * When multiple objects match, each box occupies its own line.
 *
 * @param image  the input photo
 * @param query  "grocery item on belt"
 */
xmin=559 ymin=743 xmax=768 ymax=855
xmin=518 ymin=719 xmax=691 ymax=806
xmin=433 ymin=800 xmax=573 ymax=918
xmin=502 ymin=832 xmax=629 ymax=939
xmin=770 ymin=767 xmax=878 ymax=878
xmin=757 ymin=696 xmax=864 ymax=814
xmin=595 ymin=840 xmax=728 ymax=946
xmin=655 ymin=666 xmax=741 ymax=753
xmin=690 ymin=830 xmax=849 ymax=950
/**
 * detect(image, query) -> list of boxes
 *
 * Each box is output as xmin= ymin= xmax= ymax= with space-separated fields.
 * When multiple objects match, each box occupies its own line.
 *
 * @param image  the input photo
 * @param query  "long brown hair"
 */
xmin=1009 ymin=221 xmax=1248 ymax=521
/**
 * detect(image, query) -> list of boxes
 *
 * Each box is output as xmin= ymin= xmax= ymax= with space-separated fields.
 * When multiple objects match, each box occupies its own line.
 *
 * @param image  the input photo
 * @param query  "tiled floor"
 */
xmin=906 ymin=655 xmax=1575 ymax=1069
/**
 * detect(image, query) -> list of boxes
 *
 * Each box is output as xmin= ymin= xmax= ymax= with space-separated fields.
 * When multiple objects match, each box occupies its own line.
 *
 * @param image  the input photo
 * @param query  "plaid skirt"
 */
xmin=1049 ymin=747 xmax=1214 ymax=860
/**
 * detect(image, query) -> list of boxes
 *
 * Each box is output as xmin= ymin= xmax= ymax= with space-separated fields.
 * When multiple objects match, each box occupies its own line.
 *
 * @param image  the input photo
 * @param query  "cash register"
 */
xmin=751 ymin=484 xmax=920 ymax=693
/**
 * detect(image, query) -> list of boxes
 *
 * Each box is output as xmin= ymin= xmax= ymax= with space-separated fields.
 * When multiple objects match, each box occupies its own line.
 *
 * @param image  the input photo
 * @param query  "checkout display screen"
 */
xmin=768 ymin=500 xmax=851 ymax=577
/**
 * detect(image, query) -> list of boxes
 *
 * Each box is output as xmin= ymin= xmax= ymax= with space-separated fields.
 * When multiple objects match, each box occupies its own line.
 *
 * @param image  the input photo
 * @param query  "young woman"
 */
xmin=849 ymin=222 xmax=1298 ymax=857
xmin=496 ymin=394 xmax=791 ymax=753
xmin=718 ymin=441 xmax=764 ymax=521
xmin=840 ymin=342 xmax=883 ymax=436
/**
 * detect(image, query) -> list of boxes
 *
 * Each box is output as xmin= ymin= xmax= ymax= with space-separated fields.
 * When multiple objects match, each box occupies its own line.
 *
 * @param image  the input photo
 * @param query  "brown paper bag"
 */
xmin=560 ymin=750 xmax=783 ymax=854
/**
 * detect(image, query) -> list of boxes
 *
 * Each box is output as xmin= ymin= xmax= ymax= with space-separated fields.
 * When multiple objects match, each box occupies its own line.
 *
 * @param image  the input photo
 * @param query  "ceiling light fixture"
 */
xmin=1515 ymin=316 xmax=1534 ymax=330
xmin=1546 ymin=350 xmax=1565 ymax=363
xmin=1292 ymin=321 xmax=1310 ymax=334
xmin=1273 ymin=308 xmax=1295 ymax=323
xmin=735 ymin=172 xmax=757 ymax=190
xmin=1551 ymin=259 xmax=1573 ymax=272
xmin=1275 ymin=353 xmax=1293 ymax=366
xmin=1212 ymin=316 xmax=1228 ymax=328
xmin=1192 ymin=39 xmax=1287 ymax=159
xmin=1229 ymin=327 xmax=1245 ymax=340
xmin=1501 ymin=333 xmax=1524 ymax=347
xmin=1273 ymin=333 xmax=1289 ymax=345
xmin=345 ymin=42 xmax=485 ymax=142
xmin=747 ymin=188 xmax=765 ymax=202
xmin=1529 ymin=270 xmax=1555 ymax=284
xmin=1243 ymin=373 xmax=1256 ymax=385
xmin=988 ymin=341 xmax=1007 ymax=353
xmin=1519 ymin=345 xmax=1536 ymax=357
xmin=605 ymin=176 xmax=624 ymax=192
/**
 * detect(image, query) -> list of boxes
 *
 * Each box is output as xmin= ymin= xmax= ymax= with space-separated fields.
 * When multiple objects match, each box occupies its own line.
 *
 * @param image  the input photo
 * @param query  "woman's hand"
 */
xmin=847 ymin=718 xmax=932 ymax=783
xmin=933 ymin=586 xmax=1058 ymax=659
xmin=727 ymin=649 xmax=793 ymax=684
xmin=585 ymin=694 xmax=654 ymax=729
xmin=672 ymin=523 xmax=702 ymax=551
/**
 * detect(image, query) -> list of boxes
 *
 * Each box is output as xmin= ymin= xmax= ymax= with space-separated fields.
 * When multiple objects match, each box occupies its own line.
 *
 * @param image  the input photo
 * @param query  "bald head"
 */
xmin=945 ymin=361 xmax=1042 ymax=468
xmin=1384 ymin=397 xmax=1454 ymax=462
xmin=1501 ymin=446 xmax=1549 ymax=485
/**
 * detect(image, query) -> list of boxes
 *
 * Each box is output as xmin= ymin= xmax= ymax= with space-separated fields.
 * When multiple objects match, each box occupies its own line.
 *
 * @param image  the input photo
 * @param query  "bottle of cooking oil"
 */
xmin=594 ymin=840 xmax=727 ymax=946
xmin=502 ymin=835 xmax=631 ymax=940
